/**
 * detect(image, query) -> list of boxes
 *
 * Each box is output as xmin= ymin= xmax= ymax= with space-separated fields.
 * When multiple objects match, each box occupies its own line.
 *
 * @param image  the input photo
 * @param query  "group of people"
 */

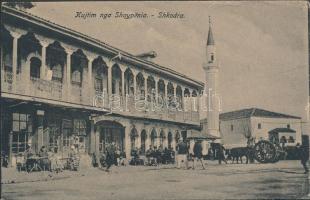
xmin=16 ymin=144 xmax=80 ymax=172
xmin=145 ymin=146 xmax=175 ymax=166
xmin=175 ymin=138 xmax=207 ymax=170
xmin=92 ymin=142 xmax=126 ymax=172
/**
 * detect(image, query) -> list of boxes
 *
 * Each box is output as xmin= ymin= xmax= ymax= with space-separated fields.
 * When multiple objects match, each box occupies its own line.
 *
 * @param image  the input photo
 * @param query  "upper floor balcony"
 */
xmin=1 ymin=25 xmax=201 ymax=126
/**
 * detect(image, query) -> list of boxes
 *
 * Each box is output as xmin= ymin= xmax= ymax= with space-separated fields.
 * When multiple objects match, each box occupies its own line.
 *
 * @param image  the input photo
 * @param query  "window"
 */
xmin=231 ymin=125 xmax=234 ymax=131
xmin=159 ymin=132 xmax=164 ymax=147
xmin=258 ymin=123 xmax=262 ymax=129
xmin=73 ymin=119 xmax=86 ymax=136
xmin=280 ymin=136 xmax=287 ymax=144
xmin=287 ymin=124 xmax=290 ymax=129
xmin=72 ymin=70 xmax=81 ymax=85
xmin=94 ymin=68 xmax=103 ymax=93
xmin=211 ymin=54 xmax=214 ymax=61
xmin=131 ymin=136 xmax=135 ymax=150
xmin=12 ymin=113 xmax=32 ymax=153
xmin=52 ymin=64 xmax=63 ymax=82
xmin=168 ymin=132 xmax=172 ymax=149
xmin=95 ymin=77 xmax=103 ymax=93
xmin=140 ymin=131 xmax=146 ymax=154
xmin=288 ymin=136 xmax=295 ymax=143
xmin=30 ymin=57 xmax=41 ymax=79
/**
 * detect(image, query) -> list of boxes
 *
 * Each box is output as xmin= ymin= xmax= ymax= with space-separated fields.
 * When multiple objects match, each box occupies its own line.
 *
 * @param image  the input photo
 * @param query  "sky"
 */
xmin=26 ymin=1 xmax=308 ymax=124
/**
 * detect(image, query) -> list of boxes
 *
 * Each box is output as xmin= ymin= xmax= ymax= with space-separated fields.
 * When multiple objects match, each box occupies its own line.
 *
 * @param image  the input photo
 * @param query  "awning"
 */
xmin=269 ymin=128 xmax=296 ymax=133
xmin=187 ymin=130 xmax=221 ymax=140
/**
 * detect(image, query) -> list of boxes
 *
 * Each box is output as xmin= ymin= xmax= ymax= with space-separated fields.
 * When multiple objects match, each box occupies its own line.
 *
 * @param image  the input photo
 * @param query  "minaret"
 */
xmin=203 ymin=17 xmax=221 ymax=139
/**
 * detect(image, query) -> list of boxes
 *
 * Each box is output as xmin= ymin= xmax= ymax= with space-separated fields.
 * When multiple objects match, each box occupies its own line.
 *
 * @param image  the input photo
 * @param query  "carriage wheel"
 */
xmin=270 ymin=143 xmax=282 ymax=163
xmin=254 ymin=140 xmax=276 ymax=163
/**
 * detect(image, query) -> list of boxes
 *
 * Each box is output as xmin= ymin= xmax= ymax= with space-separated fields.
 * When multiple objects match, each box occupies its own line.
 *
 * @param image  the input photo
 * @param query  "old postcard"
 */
xmin=0 ymin=1 xmax=309 ymax=199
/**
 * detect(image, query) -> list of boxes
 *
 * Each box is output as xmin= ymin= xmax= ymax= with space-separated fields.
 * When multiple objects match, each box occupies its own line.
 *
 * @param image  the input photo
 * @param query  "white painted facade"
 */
xmin=220 ymin=116 xmax=302 ymax=148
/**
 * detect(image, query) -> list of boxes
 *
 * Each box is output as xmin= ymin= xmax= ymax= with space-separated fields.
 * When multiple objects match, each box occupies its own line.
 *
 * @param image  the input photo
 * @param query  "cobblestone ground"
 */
xmin=2 ymin=160 xmax=310 ymax=200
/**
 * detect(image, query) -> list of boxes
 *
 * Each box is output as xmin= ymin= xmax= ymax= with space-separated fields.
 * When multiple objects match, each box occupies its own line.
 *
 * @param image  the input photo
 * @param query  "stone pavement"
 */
xmin=2 ymin=160 xmax=310 ymax=200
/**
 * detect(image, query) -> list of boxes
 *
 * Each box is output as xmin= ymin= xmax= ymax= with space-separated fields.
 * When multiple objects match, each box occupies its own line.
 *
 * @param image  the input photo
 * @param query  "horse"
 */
xmin=227 ymin=147 xmax=252 ymax=164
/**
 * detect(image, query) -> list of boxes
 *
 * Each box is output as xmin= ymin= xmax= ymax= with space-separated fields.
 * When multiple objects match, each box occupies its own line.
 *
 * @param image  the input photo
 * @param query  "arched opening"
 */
xmin=130 ymin=127 xmax=138 ymax=150
xmin=112 ymin=64 xmax=122 ymax=95
xmin=168 ymin=132 xmax=173 ymax=149
xmin=92 ymin=56 xmax=108 ymax=95
xmin=1 ymin=27 xmax=13 ymax=75
xmin=176 ymin=85 xmax=183 ymax=109
xmin=159 ymin=130 xmax=165 ymax=149
xmin=46 ymin=41 xmax=66 ymax=82
xmin=147 ymin=76 xmax=155 ymax=102
xmin=140 ymin=130 xmax=147 ymax=154
xmin=30 ymin=57 xmax=41 ymax=79
xmin=96 ymin=121 xmax=125 ymax=152
xmin=184 ymin=88 xmax=190 ymax=97
xmin=71 ymin=49 xmax=87 ymax=87
xmin=136 ymin=72 xmax=145 ymax=99
xmin=150 ymin=128 xmax=157 ymax=148
xmin=18 ymin=32 xmax=42 ymax=75
xmin=158 ymin=79 xmax=165 ymax=103
xmin=175 ymin=130 xmax=180 ymax=144
xmin=124 ymin=68 xmax=134 ymax=96
xmin=167 ymin=82 xmax=174 ymax=105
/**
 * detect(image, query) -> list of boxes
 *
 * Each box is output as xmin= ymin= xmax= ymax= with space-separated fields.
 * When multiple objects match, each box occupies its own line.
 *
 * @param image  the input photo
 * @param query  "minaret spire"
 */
xmin=207 ymin=16 xmax=215 ymax=46
xmin=203 ymin=16 xmax=221 ymax=141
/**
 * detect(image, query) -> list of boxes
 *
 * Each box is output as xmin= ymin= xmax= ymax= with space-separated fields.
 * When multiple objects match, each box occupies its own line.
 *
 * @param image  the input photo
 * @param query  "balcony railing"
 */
xmin=1 ymin=69 xmax=200 ymax=125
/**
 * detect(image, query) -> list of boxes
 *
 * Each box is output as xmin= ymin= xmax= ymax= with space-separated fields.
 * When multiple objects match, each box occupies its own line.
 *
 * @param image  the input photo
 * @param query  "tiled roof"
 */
xmin=187 ymin=129 xmax=220 ymax=140
xmin=219 ymin=108 xmax=301 ymax=121
xmin=2 ymin=5 xmax=203 ymax=88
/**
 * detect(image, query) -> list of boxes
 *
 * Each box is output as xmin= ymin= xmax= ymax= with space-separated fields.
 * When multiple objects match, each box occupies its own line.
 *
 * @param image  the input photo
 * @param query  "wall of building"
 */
xmin=250 ymin=117 xmax=302 ymax=145
xmin=92 ymin=115 xmax=186 ymax=159
xmin=219 ymin=118 xmax=251 ymax=148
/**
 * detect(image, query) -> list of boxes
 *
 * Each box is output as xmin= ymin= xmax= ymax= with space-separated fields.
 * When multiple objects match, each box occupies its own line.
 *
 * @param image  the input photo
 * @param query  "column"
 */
xmin=124 ymin=127 xmax=131 ymax=160
xmin=120 ymin=65 xmax=126 ymax=109
xmin=86 ymin=55 xmax=95 ymax=104
xmin=89 ymin=120 xmax=95 ymax=154
xmin=36 ymin=110 xmax=45 ymax=152
xmin=172 ymin=133 xmax=176 ymax=151
xmin=189 ymin=89 xmax=193 ymax=112
xmin=132 ymin=70 xmax=137 ymax=95
xmin=136 ymin=131 xmax=141 ymax=150
xmin=9 ymin=131 xmax=13 ymax=167
xmin=95 ymin=126 xmax=100 ymax=157
xmin=40 ymin=41 xmax=49 ymax=80
xmin=164 ymin=129 xmax=169 ymax=148
xmin=173 ymin=84 xmax=177 ymax=98
xmin=145 ymin=129 xmax=150 ymax=150
xmin=11 ymin=32 xmax=22 ymax=92
xmin=107 ymin=62 xmax=113 ymax=99
xmin=143 ymin=73 xmax=148 ymax=100
xmin=154 ymin=77 xmax=159 ymax=104
xmin=64 ymin=48 xmax=73 ymax=100
xmin=164 ymin=80 xmax=168 ymax=102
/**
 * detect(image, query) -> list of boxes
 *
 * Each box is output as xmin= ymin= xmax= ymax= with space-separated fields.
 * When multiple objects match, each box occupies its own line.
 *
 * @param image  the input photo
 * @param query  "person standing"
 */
xmin=193 ymin=140 xmax=206 ymax=170
xmin=297 ymin=143 xmax=309 ymax=174
xmin=105 ymin=142 xmax=116 ymax=172
xmin=176 ymin=138 xmax=188 ymax=169
xmin=218 ymin=144 xmax=227 ymax=164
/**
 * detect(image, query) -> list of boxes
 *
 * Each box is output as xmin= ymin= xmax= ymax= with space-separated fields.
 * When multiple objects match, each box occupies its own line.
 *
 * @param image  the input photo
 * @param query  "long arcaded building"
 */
xmin=0 ymin=5 xmax=204 ymax=165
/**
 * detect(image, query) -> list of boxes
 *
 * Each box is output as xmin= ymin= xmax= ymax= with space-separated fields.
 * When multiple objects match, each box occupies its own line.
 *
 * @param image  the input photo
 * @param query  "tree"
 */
xmin=4 ymin=2 xmax=35 ymax=10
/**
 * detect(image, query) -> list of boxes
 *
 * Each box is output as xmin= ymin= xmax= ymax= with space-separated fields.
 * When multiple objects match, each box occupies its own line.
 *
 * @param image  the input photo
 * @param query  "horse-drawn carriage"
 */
xmin=253 ymin=140 xmax=286 ymax=163
xmin=226 ymin=139 xmax=286 ymax=164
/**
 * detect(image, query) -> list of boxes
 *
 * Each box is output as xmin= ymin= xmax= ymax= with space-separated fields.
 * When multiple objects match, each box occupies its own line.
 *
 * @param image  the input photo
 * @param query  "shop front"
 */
xmin=1 ymin=101 xmax=91 ymax=166
xmin=97 ymin=121 xmax=125 ymax=153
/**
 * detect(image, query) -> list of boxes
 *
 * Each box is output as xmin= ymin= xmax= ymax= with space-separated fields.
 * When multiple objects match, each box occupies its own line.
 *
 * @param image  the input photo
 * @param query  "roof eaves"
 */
xmin=2 ymin=6 xmax=204 ymax=88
